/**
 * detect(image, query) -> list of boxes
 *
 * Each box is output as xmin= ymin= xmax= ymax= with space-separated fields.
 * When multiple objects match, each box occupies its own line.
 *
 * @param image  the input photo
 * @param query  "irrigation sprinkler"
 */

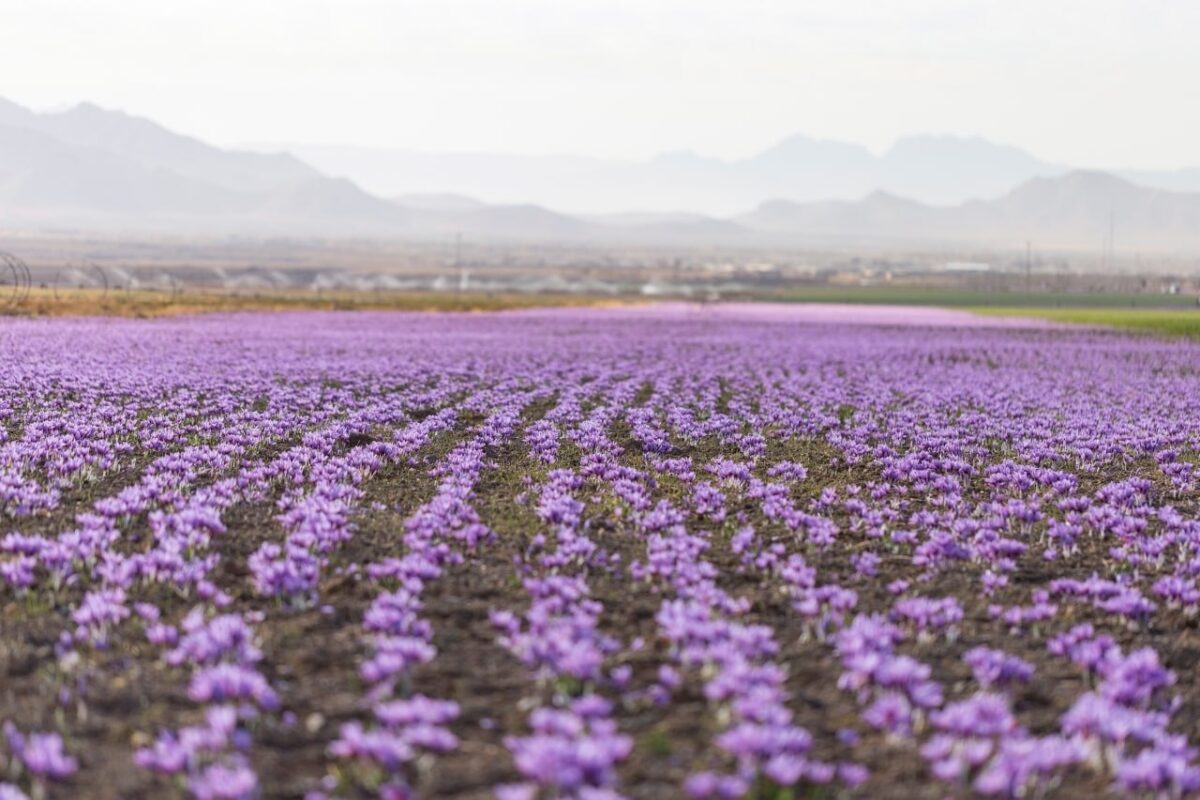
xmin=0 ymin=252 xmax=32 ymax=310
xmin=52 ymin=261 xmax=110 ymax=301
xmin=164 ymin=275 xmax=183 ymax=305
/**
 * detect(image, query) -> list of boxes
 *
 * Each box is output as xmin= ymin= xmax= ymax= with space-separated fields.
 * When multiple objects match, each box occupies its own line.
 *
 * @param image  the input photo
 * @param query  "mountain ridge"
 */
xmin=286 ymin=133 xmax=1200 ymax=216
xmin=738 ymin=170 xmax=1200 ymax=250
xmin=3 ymin=96 xmax=1200 ymax=252
xmin=3 ymin=99 xmax=318 ymax=194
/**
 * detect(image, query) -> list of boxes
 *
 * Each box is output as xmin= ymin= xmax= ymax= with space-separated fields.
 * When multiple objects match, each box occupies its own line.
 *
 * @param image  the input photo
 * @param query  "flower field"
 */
xmin=2 ymin=304 xmax=1200 ymax=799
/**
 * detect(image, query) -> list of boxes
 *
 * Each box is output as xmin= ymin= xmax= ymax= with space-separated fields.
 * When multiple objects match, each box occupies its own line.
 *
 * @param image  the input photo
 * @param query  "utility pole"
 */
xmin=455 ymin=233 xmax=468 ymax=292
xmin=1025 ymin=240 xmax=1032 ymax=293
xmin=1107 ymin=212 xmax=1116 ymax=271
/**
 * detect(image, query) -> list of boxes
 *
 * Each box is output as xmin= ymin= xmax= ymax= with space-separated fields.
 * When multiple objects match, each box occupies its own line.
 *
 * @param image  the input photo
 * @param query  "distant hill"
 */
xmin=258 ymin=177 xmax=398 ymax=222
xmin=0 ymin=98 xmax=386 ymax=230
xmin=4 ymin=96 xmax=1200 ymax=253
xmin=738 ymin=171 xmax=1200 ymax=250
xmin=0 ymin=100 xmax=317 ymax=193
xmin=876 ymin=136 xmax=1062 ymax=205
xmin=744 ymin=191 xmax=936 ymax=240
xmin=0 ymin=98 xmax=747 ymax=242
xmin=288 ymin=134 xmax=1200 ymax=220
xmin=0 ymin=122 xmax=243 ymax=216
xmin=287 ymin=134 xmax=1071 ymax=215
xmin=391 ymin=201 xmax=747 ymax=244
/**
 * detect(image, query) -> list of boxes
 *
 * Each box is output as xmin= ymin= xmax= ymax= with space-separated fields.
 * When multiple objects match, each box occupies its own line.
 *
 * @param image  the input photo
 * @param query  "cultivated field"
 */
xmin=1 ymin=287 xmax=624 ymax=318
xmin=759 ymin=286 xmax=1200 ymax=339
xmin=766 ymin=285 xmax=1200 ymax=310
xmin=970 ymin=307 xmax=1200 ymax=339
xmin=1 ymin=304 xmax=1200 ymax=799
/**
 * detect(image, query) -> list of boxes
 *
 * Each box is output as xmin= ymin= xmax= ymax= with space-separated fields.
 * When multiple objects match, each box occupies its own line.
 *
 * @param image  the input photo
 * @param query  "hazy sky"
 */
xmin=2 ymin=0 xmax=1198 ymax=169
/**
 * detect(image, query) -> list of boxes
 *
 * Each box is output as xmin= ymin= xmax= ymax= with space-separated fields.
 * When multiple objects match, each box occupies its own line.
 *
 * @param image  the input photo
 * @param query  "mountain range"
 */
xmin=738 ymin=172 xmax=1200 ymax=251
xmin=0 ymin=97 xmax=400 ymax=233
xmin=287 ymin=135 xmax=1068 ymax=215
xmin=3 ymin=96 xmax=1200 ymax=254
xmin=288 ymin=136 xmax=1200 ymax=216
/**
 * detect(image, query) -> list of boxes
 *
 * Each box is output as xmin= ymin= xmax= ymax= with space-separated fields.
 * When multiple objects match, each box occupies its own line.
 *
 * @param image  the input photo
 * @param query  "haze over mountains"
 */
xmin=289 ymin=137 xmax=1200 ymax=216
xmin=740 ymin=173 xmax=1200 ymax=252
xmin=290 ymin=136 xmax=1068 ymax=215
xmin=3 ymin=96 xmax=1200 ymax=254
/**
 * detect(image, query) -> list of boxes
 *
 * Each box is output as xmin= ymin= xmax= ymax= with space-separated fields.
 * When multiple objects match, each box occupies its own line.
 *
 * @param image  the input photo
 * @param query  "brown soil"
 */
xmin=1 ymin=411 xmax=1194 ymax=800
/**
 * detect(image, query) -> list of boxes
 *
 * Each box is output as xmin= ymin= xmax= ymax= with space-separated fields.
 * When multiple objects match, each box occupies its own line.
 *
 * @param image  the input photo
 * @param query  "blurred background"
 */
xmin=1 ymin=0 xmax=1199 ymax=311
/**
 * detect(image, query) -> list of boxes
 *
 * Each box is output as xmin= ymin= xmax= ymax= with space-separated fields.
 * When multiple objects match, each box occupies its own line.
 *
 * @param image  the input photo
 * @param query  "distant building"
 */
xmin=941 ymin=262 xmax=992 ymax=273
